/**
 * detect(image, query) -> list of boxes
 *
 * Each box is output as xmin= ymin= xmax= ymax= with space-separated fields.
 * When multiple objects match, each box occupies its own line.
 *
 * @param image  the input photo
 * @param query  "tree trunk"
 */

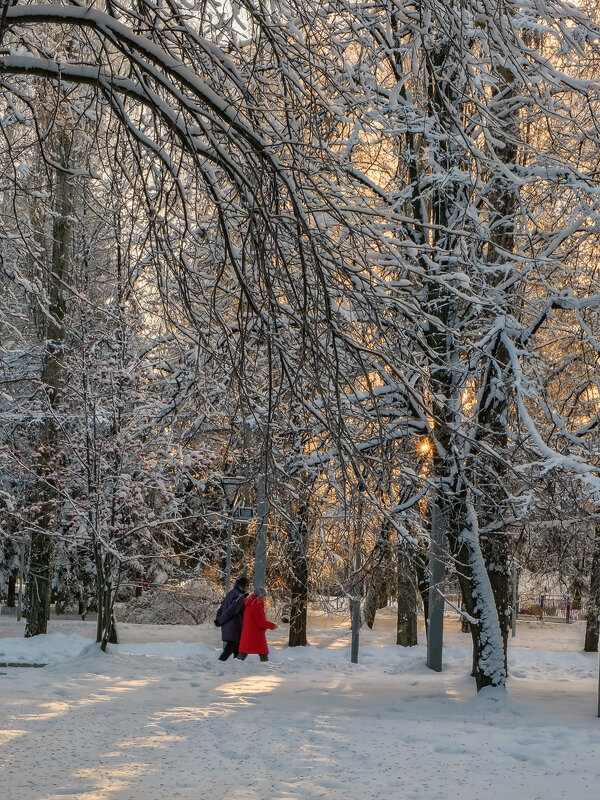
xmin=480 ymin=530 xmax=510 ymax=671
xmin=415 ymin=15 xmax=517 ymax=691
xmin=99 ymin=553 xmax=119 ymax=651
xmin=584 ymin=530 xmax=600 ymax=653
xmin=446 ymin=496 xmax=506 ymax=690
xmin=364 ymin=520 xmax=392 ymax=630
xmin=288 ymin=503 xmax=309 ymax=647
xmin=396 ymin=540 xmax=418 ymax=646
xmin=94 ymin=544 xmax=119 ymax=649
xmin=94 ymin=540 xmax=104 ymax=645
xmin=414 ymin=544 xmax=429 ymax=633
xmin=460 ymin=592 xmax=471 ymax=633
xmin=25 ymin=528 xmax=54 ymax=635
xmin=7 ymin=572 xmax=16 ymax=607
xmin=24 ymin=139 xmax=72 ymax=637
xmin=471 ymin=53 xmax=520 ymax=675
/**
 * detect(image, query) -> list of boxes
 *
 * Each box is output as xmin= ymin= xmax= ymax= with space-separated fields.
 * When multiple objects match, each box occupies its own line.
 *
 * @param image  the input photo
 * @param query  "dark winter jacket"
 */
xmin=217 ymin=586 xmax=247 ymax=642
xmin=239 ymin=594 xmax=276 ymax=655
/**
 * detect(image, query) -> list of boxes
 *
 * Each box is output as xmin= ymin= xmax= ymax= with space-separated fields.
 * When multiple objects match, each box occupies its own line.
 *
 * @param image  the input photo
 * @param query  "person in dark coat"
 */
xmin=238 ymin=586 xmax=278 ymax=662
xmin=216 ymin=576 xmax=248 ymax=661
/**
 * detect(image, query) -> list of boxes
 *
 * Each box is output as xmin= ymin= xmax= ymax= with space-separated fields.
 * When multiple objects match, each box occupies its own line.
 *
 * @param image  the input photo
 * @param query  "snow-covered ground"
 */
xmin=1 ymin=609 xmax=599 ymax=800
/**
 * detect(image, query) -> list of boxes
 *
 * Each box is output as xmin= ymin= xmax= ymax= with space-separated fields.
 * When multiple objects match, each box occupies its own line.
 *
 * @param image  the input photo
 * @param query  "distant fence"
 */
xmin=309 ymin=593 xmax=587 ymax=622
xmin=439 ymin=594 xmax=586 ymax=623
xmin=518 ymin=594 xmax=585 ymax=622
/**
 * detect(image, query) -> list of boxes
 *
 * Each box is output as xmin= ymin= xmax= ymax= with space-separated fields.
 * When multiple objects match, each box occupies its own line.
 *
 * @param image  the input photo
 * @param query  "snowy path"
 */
xmin=1 ymin=616 xmax=600 ymax=800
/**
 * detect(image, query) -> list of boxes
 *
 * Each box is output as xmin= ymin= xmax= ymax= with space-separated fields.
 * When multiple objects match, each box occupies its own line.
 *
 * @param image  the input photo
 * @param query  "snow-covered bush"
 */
xmin=116 ymin=578 xmax=221 ymax=625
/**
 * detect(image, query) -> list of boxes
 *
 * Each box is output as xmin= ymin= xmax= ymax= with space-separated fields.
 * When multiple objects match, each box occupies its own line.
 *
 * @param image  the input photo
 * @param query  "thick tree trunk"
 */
xmin=584 ymin=531 xmax=600 ymax=653
xmin=471 ymin=56 xmax=519 ymax=674
xmin=7 ymin=572 xmax=16 ymax=607
xmin=99 ymin=553 xmax=119 ymax=651
xmin=364 ymin=582 xmax=389 ymax=629
xmin=480 ymin=530 xmax=510 ymax=671
xmin=416 ymin=19 xmax=517 ymax=691
xmin=25 ymin=529 xmax=54 ymax=635
xmin=288 ymin=502 xmax=309 ymax=647
xmin=288 ymin=555 xmax=308 ymax=647
xmin=396 ymin=540 xmax=418 ymax=646
xmin=446 ymin=497 xmax=506 ymax=690
xmin=364 ymin=521 xmax=392 ymax=630
xmin=94 ymin=544 xmax=119 ymax=649
xmin=460 ymin=592 xmax=471 ymax=633
xmin=24 ymin=142 xmax=71 ymax=637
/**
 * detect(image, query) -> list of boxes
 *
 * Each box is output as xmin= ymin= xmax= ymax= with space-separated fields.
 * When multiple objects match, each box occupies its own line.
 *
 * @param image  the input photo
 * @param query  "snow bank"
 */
xmin=0 ymin=632 xmax=93 ymax=665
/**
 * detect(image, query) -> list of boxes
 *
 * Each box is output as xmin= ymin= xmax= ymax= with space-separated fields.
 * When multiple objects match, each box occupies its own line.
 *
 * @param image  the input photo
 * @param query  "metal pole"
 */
xmin=426 ymin=502 xmax=445 ymax=672
xmin=511 ymin=568 xmax=518 ymax=637
xmin=351 ymin=483 xmax=364 ymax=664
xmin=225 ymin=510 xmax=233 ymax=594
xmin=350 ymin=545 xmax=361 ymax=664
xmin=221 ymin=476 xmax=245 ymax=592
xmin=253 ymin=471 xmax=268 ymax=590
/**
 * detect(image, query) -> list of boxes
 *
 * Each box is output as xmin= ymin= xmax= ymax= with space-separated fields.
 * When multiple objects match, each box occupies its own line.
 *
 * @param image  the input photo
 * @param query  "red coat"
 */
xmin=239 ymin=594 xmax=276 ymax=654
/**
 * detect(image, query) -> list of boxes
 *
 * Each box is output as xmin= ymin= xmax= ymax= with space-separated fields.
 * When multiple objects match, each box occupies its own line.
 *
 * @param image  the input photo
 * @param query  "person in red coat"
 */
xmin=238 ymin=587 xmax=278 ymax=661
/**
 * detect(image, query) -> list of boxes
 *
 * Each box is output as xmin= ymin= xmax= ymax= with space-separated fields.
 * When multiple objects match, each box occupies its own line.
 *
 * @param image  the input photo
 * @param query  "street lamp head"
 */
xmin=221 ymin=475 xmax=246 ymax=506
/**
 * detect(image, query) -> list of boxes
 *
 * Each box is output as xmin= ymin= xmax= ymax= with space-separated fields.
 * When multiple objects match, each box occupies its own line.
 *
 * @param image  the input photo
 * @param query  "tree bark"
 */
xmin=25 ymin=526 xmax=54 ymax=636
xmin=396 ymin=539 xmax=418 ymax=646
xmin=584 ymin=530 xmax=600 ymax=653
xmin=446 ymin=495 xmax=506 ymax=690
xmin=364 ymin=520 xmax=393 ymax=630
xmin=460 ymin=592 xmax=471 ymax=633
xmin=288 ymin=499 xmax=309 ymax=647
xmin=7 ymin=572 xmax=16 ymax=607
xmin=470 ymin=49 xmax=520 ymax=676
xmin=414 ymin=544 xmax=429 ymax=634
xmin=479 ymin=529 xmax=510 ymax=671
xmin=25 ymin=141 xmax=72 ymax=637
xmin=418 ymin=25 xmax=516 ymax=689
xmin=99 ymin=553 xmax=119 ymax=651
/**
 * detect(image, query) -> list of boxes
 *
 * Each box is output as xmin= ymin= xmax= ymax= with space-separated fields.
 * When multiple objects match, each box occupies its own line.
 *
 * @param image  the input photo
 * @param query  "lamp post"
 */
xmin=350 ymin=480 xmax=365 ymax=664
xmin=350 ymin=544 xmax=362 ymax=664
xmin=253 ymin=470 xmax=269 ymax=591
xmin=221 ymin=476 xmax=246 ymax=593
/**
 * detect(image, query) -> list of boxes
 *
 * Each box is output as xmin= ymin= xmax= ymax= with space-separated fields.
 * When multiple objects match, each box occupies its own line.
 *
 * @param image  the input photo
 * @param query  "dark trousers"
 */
xmin=237 ymin=653 xmax=268 ymax=662
xmin=218 ymin=641 xmax=239 ymax=661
